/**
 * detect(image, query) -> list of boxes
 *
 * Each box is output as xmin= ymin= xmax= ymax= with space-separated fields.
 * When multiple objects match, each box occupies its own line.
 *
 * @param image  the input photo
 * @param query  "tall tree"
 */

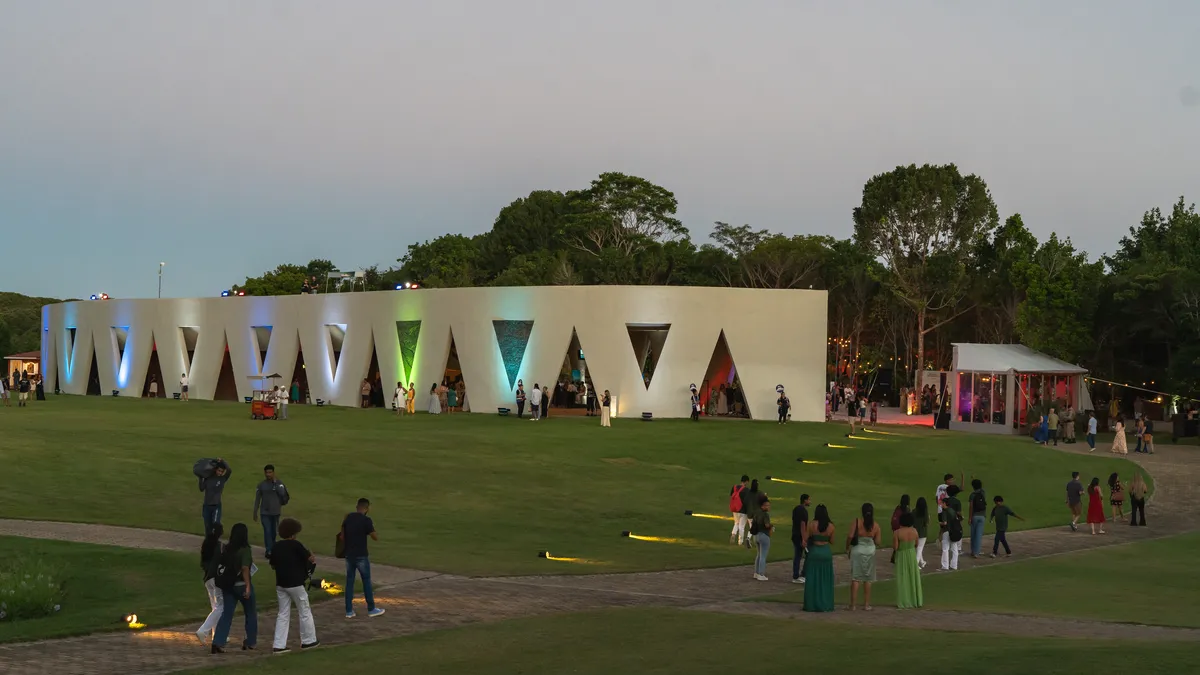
xmin=972 ymin=214 xmax=1038 ymax=343
xmin=398 ymin=234 xmax=484 ymax=288
xmin=480 ymin=190 xmax=573 ymax=278
xmin=1014 ymin=234 xmax=1103 ymax=363
xmin=853 ymin=163 xmax=999 ymax=373
xmin=566 ymin=172 xmax=687 ymax=261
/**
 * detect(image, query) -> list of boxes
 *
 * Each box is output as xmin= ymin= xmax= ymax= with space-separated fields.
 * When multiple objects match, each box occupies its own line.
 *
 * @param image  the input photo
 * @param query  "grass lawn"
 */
xmin=0 ymin=397 xmax=1147 ymax=575
xmin=0 ymin=537 xmax=340 ymax=643
xmin=765 ymin=532 xmax=1200 ymax=628
xmin=191 ymin=607 xmax=1196 ymax=675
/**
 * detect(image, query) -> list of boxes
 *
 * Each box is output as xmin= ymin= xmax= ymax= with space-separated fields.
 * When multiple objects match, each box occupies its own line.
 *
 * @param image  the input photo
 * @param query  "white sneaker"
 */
xmin=753 ymin=574 xmax=768 ymax=581
xmin=792 ymin=577 xmax=805 ymax=584
xmin=194 ymin=630 xmax=208 ymax=646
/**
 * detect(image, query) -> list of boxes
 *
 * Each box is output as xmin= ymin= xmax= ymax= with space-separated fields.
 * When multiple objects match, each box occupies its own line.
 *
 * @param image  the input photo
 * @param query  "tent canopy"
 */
xmin=952 ymin=343 xmax=1086 ymax=375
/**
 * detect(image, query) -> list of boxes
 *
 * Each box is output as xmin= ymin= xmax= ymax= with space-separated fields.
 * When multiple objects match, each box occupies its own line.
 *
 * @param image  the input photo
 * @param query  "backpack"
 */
xmin=729 ymin=485 xmax=744 ymax=513
xmin=277 ymin=483 xmax=290 ymax=506
xmin=213 ymin=546 xmax=243 ymax=591
xmin=944 ymin=507 xmax=963 ymax=542
xmin=971 ymin=490 xmax=987 ymax=515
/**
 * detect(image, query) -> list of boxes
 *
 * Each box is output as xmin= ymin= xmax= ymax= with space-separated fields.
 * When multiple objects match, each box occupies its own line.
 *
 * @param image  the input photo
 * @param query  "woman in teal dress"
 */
xmin=893 ymin=512 xmax=924 ymax=608
xmin=802 ymin=504 xmax=835 ymax=612
xmin=846 ymin=503 xmax=881 ymax=610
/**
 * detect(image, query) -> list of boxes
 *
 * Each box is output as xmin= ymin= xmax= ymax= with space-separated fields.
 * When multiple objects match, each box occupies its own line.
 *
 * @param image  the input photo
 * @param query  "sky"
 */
xmin=1 ymin=0 xmax=1197 ymax=300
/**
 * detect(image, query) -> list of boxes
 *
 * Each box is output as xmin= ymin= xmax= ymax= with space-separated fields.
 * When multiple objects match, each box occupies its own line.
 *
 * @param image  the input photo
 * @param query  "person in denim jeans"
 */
xmin=340 ymin=498 xmax=386 ymax=619
xmin=211 ymin=523 xmax=257 ymax=653
xmin=253 ymin=464 xmax=290 ymax=558
xmin=968 ymin=479 xmax=987 ymax=557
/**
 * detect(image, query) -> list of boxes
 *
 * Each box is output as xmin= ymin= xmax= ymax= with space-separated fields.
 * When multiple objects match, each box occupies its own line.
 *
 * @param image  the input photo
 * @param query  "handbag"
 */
xmin=334 ymin=531 xmax=346 ymax=559
xmin=850 ymin=518 xmax=860 ymax=547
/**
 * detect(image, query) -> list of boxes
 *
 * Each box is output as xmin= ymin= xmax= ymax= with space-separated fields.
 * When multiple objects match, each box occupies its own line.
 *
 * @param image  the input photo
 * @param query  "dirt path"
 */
xmin=2 ymin=443 xmax=1197 ymax=673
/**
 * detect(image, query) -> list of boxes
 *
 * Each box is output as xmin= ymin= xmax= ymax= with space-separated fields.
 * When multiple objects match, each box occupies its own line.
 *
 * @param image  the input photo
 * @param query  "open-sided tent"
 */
xmin=949 ymin=343 xmax=1092 ymax=435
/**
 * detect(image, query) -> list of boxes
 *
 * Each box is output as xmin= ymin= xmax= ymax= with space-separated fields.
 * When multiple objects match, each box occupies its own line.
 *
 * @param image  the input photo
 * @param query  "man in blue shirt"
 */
xmin=1086 ymin=412 xmax=1098 ymax=451
xmin=341 ymin=498 xmax=386 ymax=619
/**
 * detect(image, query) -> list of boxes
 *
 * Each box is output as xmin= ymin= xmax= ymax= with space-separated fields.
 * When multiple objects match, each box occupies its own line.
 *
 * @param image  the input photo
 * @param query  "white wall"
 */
xmin=41 ymin=286 xmax=828 ymax=421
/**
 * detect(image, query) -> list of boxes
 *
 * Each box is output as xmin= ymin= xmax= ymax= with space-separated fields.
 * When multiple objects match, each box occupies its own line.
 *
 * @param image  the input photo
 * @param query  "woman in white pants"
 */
xmin=270 ymin=518 xmax=319 ymax=652
xmin=912 ymin=497 xmax=929 ymax=568
xmin=196 ymin=524 xmax=224 ymax=645
xmin=600 ymin=390 xmax=612 ymax=427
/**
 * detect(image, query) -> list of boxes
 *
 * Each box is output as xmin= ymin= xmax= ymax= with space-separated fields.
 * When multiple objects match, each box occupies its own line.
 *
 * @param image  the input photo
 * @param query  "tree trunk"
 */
xmin=916 ymin=306 xmax=926 ymax=381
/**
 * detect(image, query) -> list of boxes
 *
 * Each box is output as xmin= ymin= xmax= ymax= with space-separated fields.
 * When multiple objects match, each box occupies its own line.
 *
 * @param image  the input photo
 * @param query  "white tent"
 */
xmin=948 ymin=343 xmax=1092 ymax=435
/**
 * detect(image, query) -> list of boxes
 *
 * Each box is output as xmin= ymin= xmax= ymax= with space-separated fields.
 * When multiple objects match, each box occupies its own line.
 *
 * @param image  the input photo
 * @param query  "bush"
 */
xmin=0 ymin=556 xmax=66 ymax=621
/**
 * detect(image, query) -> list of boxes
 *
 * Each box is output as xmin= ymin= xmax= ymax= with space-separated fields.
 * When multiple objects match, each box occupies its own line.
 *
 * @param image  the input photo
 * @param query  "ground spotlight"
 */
xmin=846 ymin=434 xmax=882 ymax=441
xmin=863 ymin=429 xmax=903 ymax=436
xmin=621 ymin=530 xmax=631 ymax=537
xmin=122 ymin=613 xmax=146 ymax=629
xmin=685 ymin=511 xmax=733 ymax=521
xmin=796 ymin=458 xmax=830 ymax=464
xmin=538 ymin=551 xmax=583 ymax=562
xmin=826 ymin=443 xmax=853 ymax=448
xmin=765 ymin=476 xmax=804 ymax=485
xmin=315 ymin=579 xmax=343 ymax=595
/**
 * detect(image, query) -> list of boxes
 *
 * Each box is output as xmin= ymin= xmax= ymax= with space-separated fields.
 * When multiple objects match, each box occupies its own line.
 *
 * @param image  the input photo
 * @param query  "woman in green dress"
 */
xmin=846 ymin=503 xmax=881 ymax=610
xmin=802 ymin=504 xmax=835 ymax=612
xmin=893 ymin=512 xmax=923 ymax=608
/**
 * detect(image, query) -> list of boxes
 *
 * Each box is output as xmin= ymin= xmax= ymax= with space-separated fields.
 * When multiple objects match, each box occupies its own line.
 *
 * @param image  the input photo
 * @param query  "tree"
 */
xmin=235 ymin=264 xmax=309 ymax=296
xmin=823 ymin=240 xmax=882 ymax=378
xmin=0 ymin=318 xmax=12 ymax=362
xmin=480 ymin=191 xmax=573 ymax=277
xmin=853 ymin=163 xmax=999 ymax=372
xmin=566 ymin=172 xmax=687 ymax=260
xmin=398 ymin=234 xmax=484 ymax=288
xmin=972 ymin=214 xmax=1037 ymax=343
xmin=1014 ymin=234 xmax=1103 ymax=363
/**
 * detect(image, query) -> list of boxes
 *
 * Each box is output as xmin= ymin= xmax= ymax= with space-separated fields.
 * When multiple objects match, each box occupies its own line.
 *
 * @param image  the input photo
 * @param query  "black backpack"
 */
xmin=213 ymin=546 xmax=243 ymax=591
xmin=971 ymin=490 xmax=987 ymax=515
xmin=944 ymin=507 xmax=963 ymax=543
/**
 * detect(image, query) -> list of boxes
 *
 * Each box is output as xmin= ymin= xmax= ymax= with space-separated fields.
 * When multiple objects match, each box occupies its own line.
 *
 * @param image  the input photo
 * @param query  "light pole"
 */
xmin=158 ymin=262 xmax=166 ymax=298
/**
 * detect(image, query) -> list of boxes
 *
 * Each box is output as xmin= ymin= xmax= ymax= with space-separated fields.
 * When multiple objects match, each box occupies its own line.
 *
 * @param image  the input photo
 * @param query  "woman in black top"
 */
xmin=211 ymin=523 xmax=258 ymax=653
xmin=600 ymin=390 xmax=612 ymax=427
xmin=270 ymin=518 xmax=319 ymax=652
xmin=196 ymin=524 xmax=224 ymax=645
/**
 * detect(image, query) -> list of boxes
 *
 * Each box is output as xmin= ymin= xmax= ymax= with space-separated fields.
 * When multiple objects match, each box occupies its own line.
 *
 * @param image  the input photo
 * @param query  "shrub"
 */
xmin=0 ymin=556 xmax=66 ymax=621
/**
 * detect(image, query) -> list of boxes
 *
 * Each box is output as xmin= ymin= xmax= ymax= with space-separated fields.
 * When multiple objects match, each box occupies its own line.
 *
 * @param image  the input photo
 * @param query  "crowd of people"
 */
xmin=2 ymin=369 xmax=45 ymax=407
xmin=193 ymin=458 xmax=386 ymax=655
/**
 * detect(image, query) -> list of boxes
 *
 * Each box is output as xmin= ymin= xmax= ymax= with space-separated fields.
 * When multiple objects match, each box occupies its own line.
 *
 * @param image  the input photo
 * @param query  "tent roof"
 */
xmin=4 ymin=351 xmax=40 ymax=361
xmin=952 ymin=343 xmax=1086 ymax=375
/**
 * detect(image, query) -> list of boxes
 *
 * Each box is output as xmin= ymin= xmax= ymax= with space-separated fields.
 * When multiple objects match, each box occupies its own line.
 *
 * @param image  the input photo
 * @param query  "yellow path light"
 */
xmin=863 ymin=428 xmax=904 ymax=436
xmin=825 ymin=443 xmax=854 ymax=449
xmin=846 ymin=434 xmax=883 ymax=441
xmin=684 ymin=510 xmax=734 ymax=521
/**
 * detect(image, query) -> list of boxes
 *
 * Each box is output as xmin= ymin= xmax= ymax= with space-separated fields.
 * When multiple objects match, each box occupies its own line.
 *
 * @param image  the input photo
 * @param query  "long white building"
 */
xmin=40 ymin=286 xmax=827 ymax=420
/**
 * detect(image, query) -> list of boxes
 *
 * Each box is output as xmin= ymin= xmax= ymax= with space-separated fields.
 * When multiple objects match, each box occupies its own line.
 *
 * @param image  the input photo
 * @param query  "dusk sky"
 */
xmin=2 ymin=1 xmax=1197 ymax=300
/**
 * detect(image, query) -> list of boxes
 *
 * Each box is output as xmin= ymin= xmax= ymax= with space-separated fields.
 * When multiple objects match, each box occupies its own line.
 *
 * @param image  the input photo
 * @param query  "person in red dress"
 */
xmin=1086 ymin=477 xmax=1107 ymax=535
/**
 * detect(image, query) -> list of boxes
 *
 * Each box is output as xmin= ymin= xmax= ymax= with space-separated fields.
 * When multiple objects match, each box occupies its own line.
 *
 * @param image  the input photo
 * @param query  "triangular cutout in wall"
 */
xmin=557 ymin=327 xmax=597 ymax=413
xmin=396 ymin=320 xmax=421 ymax=385
xmin=86 ymin=335 xmax=101 ymax=396
xmin=214 ymin=331 xmax=238 ymax=401
xmin=626 ymin=323 xmax=671 ymax=389
xmin=325 ymin=324 xmax=347 ymax=380
xmin=64 ymin=327 xmax=76 ymax=375
xmin=179 ymin=327 xmax=199 ymax=376
xmin=142 ymin=331 xmax=165 ymax=397
xmin=365 ymin=330 xmax=383 ymax=407
xmin=492 ymin=320 xmax=533 ymax=390
xmin=438 ymin=328 xmax=467 ymax=412
xmin=293 ymin=329 xmax=309 ymax=404
xmin=702 ymin=330 xmax=749 ymax=418
xmin=252 ymin=326 xmax=273 ymax=373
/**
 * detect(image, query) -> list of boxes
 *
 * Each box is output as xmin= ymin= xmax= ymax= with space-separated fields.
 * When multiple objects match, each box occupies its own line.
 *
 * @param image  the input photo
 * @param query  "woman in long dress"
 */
xmin=717 ymin=385 xmax=728 ymax=416
xmin=893 ymin=513 xmax=923 ymax=608
xmin=427 ymin=383 xmax=441 ymax=414
xmin=802 ymin=505 xmax=835 ymax=613
xmin=847 ymin=503 xmax=880 ymax=611
xmin=1086 ymin=477 xmax=1106 ymax=535
xmin=1111 ymin=418 xmax=1128 ymax=454
xmin=600 ymin=390 xmax=611 ymax=427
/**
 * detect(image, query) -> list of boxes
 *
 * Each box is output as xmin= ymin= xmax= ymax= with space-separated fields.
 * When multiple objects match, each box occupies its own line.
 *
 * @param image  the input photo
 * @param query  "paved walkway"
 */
xmin=1 ymin=443 xmax=1197 ymax=673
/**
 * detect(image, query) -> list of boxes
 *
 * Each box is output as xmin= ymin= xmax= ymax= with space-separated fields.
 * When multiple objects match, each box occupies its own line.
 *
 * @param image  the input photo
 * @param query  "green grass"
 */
xmin=765 ymin=532 xmax=1200 ymax=628
xmin=191 ymin=607 xmax=1197 ymax=675
xmin=0 ymin=537 xmax=340 ymax=643
xmin=0 ymin=397 xmax=1147 ymax=576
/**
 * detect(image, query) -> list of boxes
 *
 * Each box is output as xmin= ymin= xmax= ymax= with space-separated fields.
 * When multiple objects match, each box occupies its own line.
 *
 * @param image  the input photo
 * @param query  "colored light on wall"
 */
xmin=492 ymin=320 xmax=534 ymax=389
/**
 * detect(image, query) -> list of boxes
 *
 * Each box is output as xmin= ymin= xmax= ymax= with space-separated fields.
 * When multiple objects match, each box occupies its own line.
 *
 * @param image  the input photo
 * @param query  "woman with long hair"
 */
xmin=1086 ymin=477 xmax=1107 ymax=535
xmin=889 ymin=495 xmax=910 ymax=563
xmin=427 ymin=383 xmax=441 ymax=414
xmin=600 ymin=390 xmax=612 ymax=427
xmin=211 ymin=523 xmax=258 ymax=653
xmin=195 ymin=523 xmax=224 ymax=645
xmin=803 ymin=505 xmax=835 ymax=612
xmin=750 ymin=496 xmax=774 ymax=581
xmin=893 ymin=512 xmax=923 ymax=608
xmin=1108 ymin=472 xmax=1126 ymax=521
xmin=1111 ymin=418 xmax=1128 ymax=455
xmin=912 ymin=497 xmax=930 ymax=569
xmin=847 ymin=503 xmax=881 ymax=610
xmin=1129 ymin=473 xmax=1148 ymax=526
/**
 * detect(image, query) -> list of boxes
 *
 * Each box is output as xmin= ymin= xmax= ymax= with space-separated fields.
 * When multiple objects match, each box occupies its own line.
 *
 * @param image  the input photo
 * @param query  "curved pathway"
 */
xmin=2 ymin=443 xmax=1197 ymax=673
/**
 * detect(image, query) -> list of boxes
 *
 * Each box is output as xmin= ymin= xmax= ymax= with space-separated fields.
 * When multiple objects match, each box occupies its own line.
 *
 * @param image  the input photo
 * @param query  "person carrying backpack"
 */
xmin=210 ymin=523 xmax=258 ymax=654
xmin=939 ymin=485 xmax=964 ymax=571
xmin=252 ymin=464 xmax=290 ymax=558
xmin=968 ymin=479 xmax=987 ymax=558
xmin=194 ymin=458 xmax=231 ymax=535
xmin=270 ymin=518 xmax=319 ymax=653
xmin=729 ymin=475 xmax=750 ymax=546
xmin=195 ymin=524 xmax=225 ymax=646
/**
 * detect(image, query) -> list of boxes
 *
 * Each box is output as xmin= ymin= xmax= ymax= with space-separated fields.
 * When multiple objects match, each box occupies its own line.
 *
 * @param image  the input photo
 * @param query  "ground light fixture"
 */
xmin=683 ymin=510 xmax=734 ymax=521
xmin=537 ymin=551 xmax=583 ymax=562
xmin=845 ymin=434 xmax=883 ymax=441
xmin=310 ymin=578 xmax=343 ymax=595
xmin=764 ymin=476 xmax=804 ymax=485
xmin=863 ymin=428 xmax=903 ymax=436
xmin=122 ymin=613 xmax=146 ymax=629
xmin=795 ymin=458 xmax=831 ymax=464
xmin=825 ymin=443 xmax=854 ymax=449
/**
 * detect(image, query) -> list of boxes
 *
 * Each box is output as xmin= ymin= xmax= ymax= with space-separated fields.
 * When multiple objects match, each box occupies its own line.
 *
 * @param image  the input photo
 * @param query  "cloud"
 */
xmin=1181 ymin=85 xmax=1200 ymax=107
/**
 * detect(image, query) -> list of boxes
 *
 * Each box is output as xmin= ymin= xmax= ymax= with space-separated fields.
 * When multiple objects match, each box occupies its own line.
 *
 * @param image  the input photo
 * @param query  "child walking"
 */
xmin=989 ymin=495 xmax=1024 ymax=557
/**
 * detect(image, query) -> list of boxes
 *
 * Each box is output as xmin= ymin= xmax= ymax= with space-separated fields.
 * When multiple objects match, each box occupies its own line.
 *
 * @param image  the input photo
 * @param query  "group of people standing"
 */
xmin=193 ymin=459 xmax=385 ymax=655
xmin=1 ymin=370 xmax=44 ymax=406
xmin=1068 ymin=470 xmax=1149 ymax=534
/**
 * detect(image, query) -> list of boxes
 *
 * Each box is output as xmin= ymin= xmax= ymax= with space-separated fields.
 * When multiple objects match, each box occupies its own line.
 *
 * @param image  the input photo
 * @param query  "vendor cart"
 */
xmin=247 ymin=373 xmax=283 ymax=420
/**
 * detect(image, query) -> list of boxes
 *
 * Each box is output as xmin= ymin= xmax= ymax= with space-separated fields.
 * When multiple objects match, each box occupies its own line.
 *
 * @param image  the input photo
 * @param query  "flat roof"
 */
xmin=952 ymin=343 xmax=1086 ymax=374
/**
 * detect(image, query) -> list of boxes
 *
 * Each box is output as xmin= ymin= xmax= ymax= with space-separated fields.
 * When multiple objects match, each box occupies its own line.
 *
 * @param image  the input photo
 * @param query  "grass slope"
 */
xmin=0 ymin=397 xmax=1146 ymax=575
xmin=0 ymin=537 xmax=338 ymax=643
xmin=193 ymin=607 xmax=1197 ymax=675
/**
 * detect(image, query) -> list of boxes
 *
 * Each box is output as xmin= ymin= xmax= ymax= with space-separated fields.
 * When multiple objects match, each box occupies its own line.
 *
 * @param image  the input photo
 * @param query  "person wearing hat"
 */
xmin=777 ymin=387 xmax=790 ymax=424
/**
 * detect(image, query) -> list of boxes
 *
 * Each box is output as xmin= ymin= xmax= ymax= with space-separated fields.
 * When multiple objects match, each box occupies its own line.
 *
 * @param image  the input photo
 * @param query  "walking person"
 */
xmin=1066 ymin=471 xmax=1084 ymax=531
xmin=913 ymin=497 xmax=930 ymax=569
xmin=180 ymin=372 xmax=190 ymax=402
xmin=847 ymin=503 xmax=881 ymax=610
xmin=939 ymin=485 xmax=964 ymax=571
xmin=1086 ymin=411 xmax=1097 ymax=451
xmin=690 ymin=385 xmax=701 ymax=422
xmin=270 ymin=518 xmax=320 ymax=653
xmin=743 ymin=479 xmax=764 ymax=549
xmin=197 ymin=458 xmax=231 ymax=535
xmin=529 ymin=382 xmax=542 ymax=421
xmin=893 ymin=513 xmax=923 ymax=609
xmin=728 ymin=475 xmax=750 ymax=546
xmin=427 ymin=383 xmax=441 ymax=414
xmin=1142 ymin=419 xmax=1156 ymax=454
xmin=148 ymin=375 xmax=159 ymax=399
xmin=210 ymin=523 xmax=258 ymax=654
xmin=541 ymin=385 xmax=551 ymax=418
xmin=252 ymin=465 xmax=290 ymax=558
xmin=791 ymin=493 xmax=810 ymax=583
xmin=515 ymin=381 xmax=526 ymax=418
xmin=394 ymin=382 xmax=404 ymax=416
xmin=1108 ymin=472 xmax=1126 ymax=522
xmin=195 ymin=524 xmax=224 ymax=645
xmin=17 ymin=373 xmax=30 ymax=407
xmin=777 ymin=390 xmax=790 ymax=424
xmin=0 ymin=375 xmax=8 ymax=407
xmin=1047 ymin=408 xmax=1059 ymax=446
xmin=1064 ymin=405 xmax=1076 ymax=443
xmin=989 ymin=495 xmax=1024 ymax=557
xmin=968 ymin=479 xmax=987 ymax=558
xmin=1129 ymin=473 xmax=1148 ymax=526
xmin=802 ymin=505 xmax=835 ymax=613
xmin=1086 ymin=477 xmax=1107 ymax=535
xmin=600 ymin=390 xmax=612 ymax=427
xmin=750 ymin=496 xmax=774 ymax=581
xmin=340 ymin=498 xmax=386 ymax=619
xmin=889 ymin=495 xmax=910 ymax=564
xmin=1111 ymin=417 xmax=1128 ymax=455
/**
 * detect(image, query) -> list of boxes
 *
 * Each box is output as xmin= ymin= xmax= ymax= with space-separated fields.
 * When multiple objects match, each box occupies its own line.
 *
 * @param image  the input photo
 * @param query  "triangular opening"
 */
xmin=142 ymin=333 xmax=165 ymax=397
xmin=293 ymin=330 xmax=309 ymax=404
xmin=554 ymin=327 xmax=596 ymax=414
xmin=365 ymin=331 xmax=384 ymax=408
xmin=437 ymin=328 xmax=466 ymax=412
xmin=86 ymin=337 xmax=101 ymax=395
xmin=492 ymin=320 xmax=534 ymax=390
xmin=111 ymin=326 xmax=130 ymax=387
xmin=626 ymin=323 xmax=671 ymax=389
xmin=65 ymin=327 xmax=77 ymax=374
xmin=702 ymin=330 xmax=749 ymax=418
xmin=325 ymin=324 xmax=347 ymax=380
xmin=179 ymin=327 xmax=199 ymax=377
xmin=252 ymin=326 xmax=273 ymax=373
xmin=54 ymin=369 xmax=60 ymax=395
xmin=396 ymin=320 xmax=421 ymax=385
xmin=214 ymin=332 xmax=238 ymax=401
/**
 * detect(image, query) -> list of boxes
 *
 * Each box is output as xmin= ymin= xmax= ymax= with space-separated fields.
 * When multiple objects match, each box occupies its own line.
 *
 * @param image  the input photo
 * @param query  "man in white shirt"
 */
xmin=278 ymin=385 xmax=288 ymax=420
xmin=180 ymin=373 xmax=190 ymax=402
xmin=529 ymin=382 xmax=543 ymax=421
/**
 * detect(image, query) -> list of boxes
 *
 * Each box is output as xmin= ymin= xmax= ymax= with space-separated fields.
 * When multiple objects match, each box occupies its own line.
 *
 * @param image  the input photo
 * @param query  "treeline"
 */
xmin=0 ymin=292 xmax=63 ymax=357
xmin=231 ymin=167 xmax=1200 ymax=397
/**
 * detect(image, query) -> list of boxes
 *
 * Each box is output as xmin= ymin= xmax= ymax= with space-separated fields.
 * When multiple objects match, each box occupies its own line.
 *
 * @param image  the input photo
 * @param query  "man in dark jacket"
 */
xmin=199 ymin=458 xmax=231 ymax=534
xmin=253 ymin=464 xmax=290 ymax=557
xmin=791 ymin=493 xmax=810 ymax=583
